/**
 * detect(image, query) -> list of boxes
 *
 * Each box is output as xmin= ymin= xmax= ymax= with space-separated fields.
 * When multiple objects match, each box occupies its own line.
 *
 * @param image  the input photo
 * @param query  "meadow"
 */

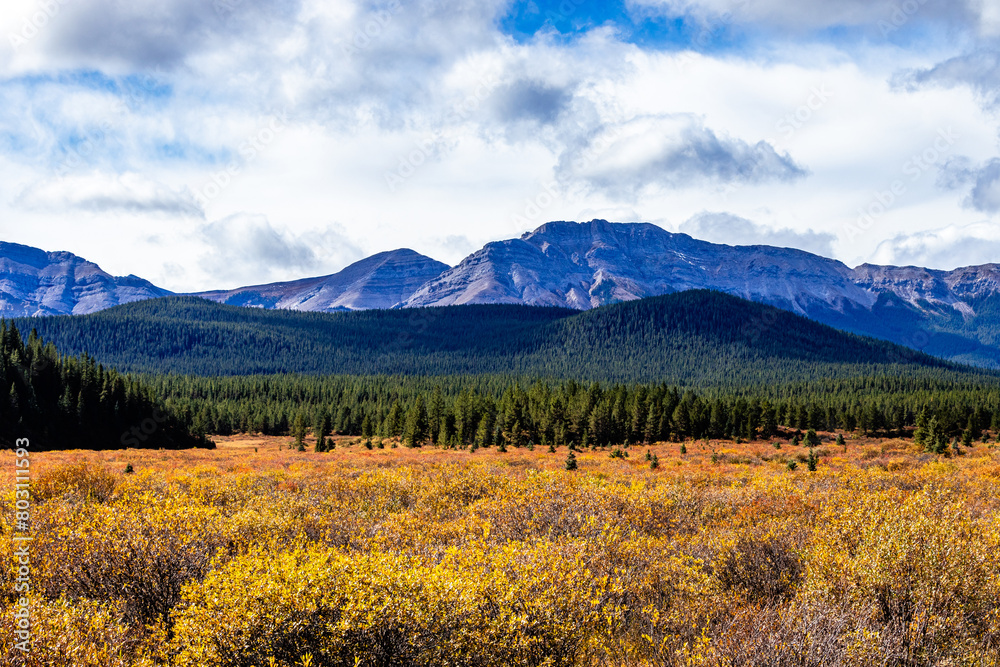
xmin=3 ymin=432 xmax=1000 ymax=666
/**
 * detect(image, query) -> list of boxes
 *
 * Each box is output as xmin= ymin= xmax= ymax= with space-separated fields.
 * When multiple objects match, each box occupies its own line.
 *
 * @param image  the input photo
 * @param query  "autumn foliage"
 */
xmin=2 ymin=435 xmax=1000 ymax=666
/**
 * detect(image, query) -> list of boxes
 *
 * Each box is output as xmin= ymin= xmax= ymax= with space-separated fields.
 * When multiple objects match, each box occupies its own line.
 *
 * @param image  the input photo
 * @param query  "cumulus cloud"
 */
xmin=28 ymin=0 xmax=302 ymax=69
xmin=936 ymin=156 xmax=1000 ymax=214
xmin=680 ymin=212 xmax=836 ymax=257
xmin=490 ymin=79 xmax=571 ymax=125
xmin=199 ymin=213 xmax=365 ymax=286
xmin=870 ymin=222 xmax=1000 ymax=270
xmin=894 ymin=50 xmax=1000 ymax=110
xmin=14 ymin=172 xmax=203 ymax=217
xmin=562 ymin=115 xmax=806 ymax=198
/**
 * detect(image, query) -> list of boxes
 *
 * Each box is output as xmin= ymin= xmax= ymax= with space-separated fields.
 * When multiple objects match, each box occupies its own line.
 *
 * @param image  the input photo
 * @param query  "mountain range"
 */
xmin=0 ymin=241 xmax=170 ymax=317
xmin=4 ymin=220 xmax=1000 ymax=367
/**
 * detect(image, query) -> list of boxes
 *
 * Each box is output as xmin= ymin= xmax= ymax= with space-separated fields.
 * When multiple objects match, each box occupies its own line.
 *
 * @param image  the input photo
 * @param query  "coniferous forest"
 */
xmin=0 ymin=321 xmax=211 ymax=450
xmin=7 ymin=289 xmax=1000 ymax=451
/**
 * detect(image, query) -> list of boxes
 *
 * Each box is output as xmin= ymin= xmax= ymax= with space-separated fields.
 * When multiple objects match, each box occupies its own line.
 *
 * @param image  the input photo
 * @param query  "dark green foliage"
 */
xmin=112 ymin=371 xmax=1000 ymax=453
xmin=19 ymin=292 xmax=970 ymax=387
xmin=0 ymin=321 xmax=209 ymax=450
xmin=807 ymin=448 xmax=818 ymax=472
xmin=564 ymin=450 xmax=577 ymax=470
xmin=404 ymin=395 xmax=429 ymax=447
xmin=12 ymin=291 xmax=1000 ymax=451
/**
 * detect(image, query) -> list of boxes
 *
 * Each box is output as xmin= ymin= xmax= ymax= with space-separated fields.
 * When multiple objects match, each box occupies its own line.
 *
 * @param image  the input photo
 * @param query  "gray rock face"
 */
xmin=195 ymin=249 xmax=450 ymax=311
xmin=0 ymin=241 xmax=172 ymax=317
xmin=404 ymin=220 xmax=871 ymax=313
xmin=404 ymin=220 xmax=1000 ymax=318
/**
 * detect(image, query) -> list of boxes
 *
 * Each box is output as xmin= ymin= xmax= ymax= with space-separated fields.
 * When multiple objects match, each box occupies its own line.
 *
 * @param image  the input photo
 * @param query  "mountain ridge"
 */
xmin=5 ymin=220 xmax=1000 ymax=366
xmin=195 ymin=249 xmax=448 ymax=312
xmin=0 ymin=241 xmax=171 ymax=317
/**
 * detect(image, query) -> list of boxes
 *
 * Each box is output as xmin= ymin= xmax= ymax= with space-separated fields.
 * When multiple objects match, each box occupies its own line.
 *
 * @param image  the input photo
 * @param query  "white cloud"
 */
xmin=679 ymin=212 xmax=836 ymax=256
xmin=871 ymin=221 xmax=1000 ymax=269
xmin=559 ymin=114 xmax=806 ymax=198
xmin=15 ymin=172 xmax=204 ymax=217
xmin=198 ymin=213 xmax=365 ymax=287
xmin=0 ymin=0 xmax=999 ymax=292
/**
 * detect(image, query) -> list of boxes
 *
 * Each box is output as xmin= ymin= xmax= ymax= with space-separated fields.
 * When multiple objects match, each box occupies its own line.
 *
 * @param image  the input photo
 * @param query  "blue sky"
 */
xmin=499 ymin=0 xmax=739 ymax=51
xmin=1 ymin=0 xmax=1000 ymax=290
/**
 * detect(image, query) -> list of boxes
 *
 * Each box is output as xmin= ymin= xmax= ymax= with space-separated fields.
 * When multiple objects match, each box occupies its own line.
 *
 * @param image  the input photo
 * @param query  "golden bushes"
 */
xmin=1 ymin=448 xmax=999 ymax=665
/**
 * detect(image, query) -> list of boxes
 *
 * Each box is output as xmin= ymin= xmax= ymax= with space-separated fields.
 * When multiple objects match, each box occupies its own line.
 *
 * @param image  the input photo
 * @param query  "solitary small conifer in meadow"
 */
xmin=650 ymin=454 xmax=660 ymax=470
xmin=836 ymin=433 xmax=845 ymax=448
xmin=565 ymin=450 xmax=578 ymax=470
xmin=807 ymin=448 xmax=818 ymax=472
xmin=680 ymin=443 xmax=687 ymax=455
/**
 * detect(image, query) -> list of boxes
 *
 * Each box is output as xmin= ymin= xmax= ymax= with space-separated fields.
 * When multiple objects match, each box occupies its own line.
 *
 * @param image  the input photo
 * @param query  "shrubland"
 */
xmin=2 ymin=434 xmax=1000 ymax=666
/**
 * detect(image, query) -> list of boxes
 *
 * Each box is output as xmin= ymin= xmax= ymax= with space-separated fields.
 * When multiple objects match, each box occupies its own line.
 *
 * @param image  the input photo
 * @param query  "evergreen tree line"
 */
xmin=21 ymin=292 xmax=986 ymax=389
xmin=0 ymin=322 xmax=212 ymax=450
xmin=145 ymin=372 xmax=1000 ymax=448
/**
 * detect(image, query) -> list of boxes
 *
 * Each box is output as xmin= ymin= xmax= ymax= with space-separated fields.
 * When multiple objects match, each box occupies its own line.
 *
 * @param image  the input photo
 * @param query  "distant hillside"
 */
xmin=21 ymin=291 xmax=983 ymax=388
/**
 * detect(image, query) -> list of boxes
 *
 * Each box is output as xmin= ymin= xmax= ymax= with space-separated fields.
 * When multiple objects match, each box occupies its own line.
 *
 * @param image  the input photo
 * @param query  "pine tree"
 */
xmin=292 ymin=412 xmax=307 ymax=449
xmin=386 ymin=400 xmax=404 ymax=439
xmin=404 ymin=395 xmax=429 ymax=448
xmin=565 ymin=450 xmax=578 ymax=470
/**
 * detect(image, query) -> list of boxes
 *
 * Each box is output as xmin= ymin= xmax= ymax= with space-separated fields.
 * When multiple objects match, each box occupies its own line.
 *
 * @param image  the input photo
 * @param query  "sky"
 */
xmin=1 ymin=0 xmax=1000 ymax=291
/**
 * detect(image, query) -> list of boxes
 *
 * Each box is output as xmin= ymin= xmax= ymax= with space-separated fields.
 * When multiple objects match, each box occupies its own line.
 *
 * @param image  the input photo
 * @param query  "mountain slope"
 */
xmin=404 ymin=220 xmax=874 ymax=313
xmin=9 ymin=223 xmax=1000 ymax=367
xmin=0 ymin=242 xmax=171 ymax=316
xmin=196 ymin=249 xmax=448 ymax=311
xmin=403 ymin=220 xmax=1000 ymax=367
xmin=19 ymin=292 xmax=984 ymax=388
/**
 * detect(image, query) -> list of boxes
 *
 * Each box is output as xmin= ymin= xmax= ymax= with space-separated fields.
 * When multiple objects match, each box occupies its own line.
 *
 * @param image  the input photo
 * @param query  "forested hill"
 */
xmin=21 ymin=291 xmax=986 ymax=389
xmin=0 ymin=321 xmax=213 ymax=450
